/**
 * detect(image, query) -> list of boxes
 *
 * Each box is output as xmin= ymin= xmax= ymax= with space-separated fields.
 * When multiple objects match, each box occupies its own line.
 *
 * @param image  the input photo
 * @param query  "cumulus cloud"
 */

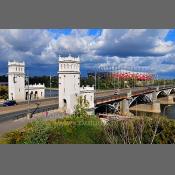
xmin=0 ymin=29 xmax=175 ymax=77
xmin=49 ymin=29 xmax=95 ymax=57
xmin=93 ymin=29 xmax=174 ymax=57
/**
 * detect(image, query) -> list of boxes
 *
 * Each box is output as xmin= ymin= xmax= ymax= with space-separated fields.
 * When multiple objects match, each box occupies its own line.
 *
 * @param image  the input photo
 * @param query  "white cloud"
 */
xmin=0 ymin=29 xmax=54 ymax=64
xmin=93 ymin=29 xmax=174 ymax=57
xmin=0 ymin=29 xmax=175 ymax=77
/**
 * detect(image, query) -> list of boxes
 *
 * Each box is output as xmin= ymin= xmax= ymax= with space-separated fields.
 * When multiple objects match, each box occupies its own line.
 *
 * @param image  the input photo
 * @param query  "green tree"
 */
xmin=73 ymin=96 xmax=89 ymax=118
xmin=0 ymin=86 xmax=8 ymax=100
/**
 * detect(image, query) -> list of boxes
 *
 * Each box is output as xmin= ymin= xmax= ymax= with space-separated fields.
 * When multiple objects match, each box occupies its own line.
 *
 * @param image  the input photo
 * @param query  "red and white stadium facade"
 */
xmin=112 ymin=70 xmax=154 ymax=81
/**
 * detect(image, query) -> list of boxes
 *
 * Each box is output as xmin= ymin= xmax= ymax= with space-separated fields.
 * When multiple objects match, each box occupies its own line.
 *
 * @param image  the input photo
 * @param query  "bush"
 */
xmin=105 ymin=116 xmax=175 ymax=144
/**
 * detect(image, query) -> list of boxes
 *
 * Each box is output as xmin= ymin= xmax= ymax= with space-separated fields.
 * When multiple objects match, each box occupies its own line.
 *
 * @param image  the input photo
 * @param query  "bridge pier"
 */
xmin=120 ymin=99 xmax=129 ymax=115
xmin=167 ymin=95 xmax=174 ymax=103
xmin=151 ymin=101 xmax=161 ymax=113
xmin=119 ymin=91 xmax=133 ymax=116
xmin=151 ymin=90 xmax=161 ymax=113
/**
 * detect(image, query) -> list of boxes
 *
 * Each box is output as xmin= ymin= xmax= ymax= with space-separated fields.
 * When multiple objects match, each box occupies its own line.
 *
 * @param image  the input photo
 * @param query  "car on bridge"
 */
xmin=3 ymin=100 xmax=17 ymax=107
xmin=114 ymin=90 xmax=119 ymax=95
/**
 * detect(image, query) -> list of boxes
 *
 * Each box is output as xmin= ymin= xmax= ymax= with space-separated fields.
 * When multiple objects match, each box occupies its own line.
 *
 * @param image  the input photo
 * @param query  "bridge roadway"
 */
xmin=95 ymin=85 xmax=175 ymax=105
xmin=0 ymin=85 xmax=174 ymax=122
xmin=0 ymin=97 xmax=58 ymax=122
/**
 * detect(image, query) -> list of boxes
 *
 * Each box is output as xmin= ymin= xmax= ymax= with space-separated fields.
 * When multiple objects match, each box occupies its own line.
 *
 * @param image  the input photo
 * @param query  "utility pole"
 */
xmin=95 ymin=71 xmax=97 ymax=92
xmin=26 ymin=75 xmax=30 ymax=118
xmin=50 ymin=75 xmax=52 ymax=97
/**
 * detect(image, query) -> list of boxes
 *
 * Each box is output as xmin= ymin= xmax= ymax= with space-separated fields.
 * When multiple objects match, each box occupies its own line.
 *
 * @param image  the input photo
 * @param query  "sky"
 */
xmin=0 ymin=29 xmax=175 ymax=78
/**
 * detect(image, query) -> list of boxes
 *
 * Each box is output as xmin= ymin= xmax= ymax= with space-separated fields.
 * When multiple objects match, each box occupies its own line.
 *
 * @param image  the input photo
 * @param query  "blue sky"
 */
xmin=0 ymin=29 xmax=175 ymax=78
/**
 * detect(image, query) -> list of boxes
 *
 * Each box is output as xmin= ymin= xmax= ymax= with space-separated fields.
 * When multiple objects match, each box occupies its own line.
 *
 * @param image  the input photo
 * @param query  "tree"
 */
xmin=73 ymin=96 xmax=90 ymax=118
xmin=0 ymin=86 xmax=8 ymax=100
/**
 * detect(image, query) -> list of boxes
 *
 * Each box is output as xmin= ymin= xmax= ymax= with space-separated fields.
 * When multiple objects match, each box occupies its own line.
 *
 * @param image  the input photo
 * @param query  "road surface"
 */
xmin=0 ymin=98 xmax=58 ymax=115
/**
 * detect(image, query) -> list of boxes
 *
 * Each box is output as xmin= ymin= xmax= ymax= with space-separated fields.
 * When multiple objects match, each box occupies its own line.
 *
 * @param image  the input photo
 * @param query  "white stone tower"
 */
xmin=8 ymin=61 xmax=25 ymax=101
xmin=58 ymin=55 xmax=80 ymax=114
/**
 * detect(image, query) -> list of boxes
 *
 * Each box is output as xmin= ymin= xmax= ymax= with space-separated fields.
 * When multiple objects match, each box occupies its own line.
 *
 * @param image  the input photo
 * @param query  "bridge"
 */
xmin=1 ymin=85 xmax=175 ymax=122
xmin=94 ymin=85 xmax=175 ymax=115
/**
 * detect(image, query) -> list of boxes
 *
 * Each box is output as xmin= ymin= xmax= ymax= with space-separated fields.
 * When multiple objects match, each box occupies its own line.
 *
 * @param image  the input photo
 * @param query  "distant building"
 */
xmin=58 ymin=55 xmax=94 ymax=114
xmin=88 ymin=70 xmax=154 ymax=81
xmin=8 ymin=61 xmax=45 ymax=101
xmin=112 ymin=70 xmax=154 ymax=81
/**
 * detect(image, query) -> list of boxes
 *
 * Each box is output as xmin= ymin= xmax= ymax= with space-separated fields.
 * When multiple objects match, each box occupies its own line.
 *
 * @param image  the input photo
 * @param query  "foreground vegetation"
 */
xmin=0 ymin=96 xmax=175 ymax=144
xmin=1 ymin=114 xmax=175 ymax=144
xmin=0 ymin=116 xmax=105 ymax=144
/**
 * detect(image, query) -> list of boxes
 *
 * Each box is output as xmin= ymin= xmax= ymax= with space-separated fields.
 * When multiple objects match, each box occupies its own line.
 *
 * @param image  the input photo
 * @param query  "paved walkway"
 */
xmin=0 ymin=109 xmax=65 ymax=137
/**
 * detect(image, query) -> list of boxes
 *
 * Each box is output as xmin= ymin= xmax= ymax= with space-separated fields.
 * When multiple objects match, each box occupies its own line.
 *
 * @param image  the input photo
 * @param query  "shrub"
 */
xmin=105 ymin=116 xmax=175 ymax=144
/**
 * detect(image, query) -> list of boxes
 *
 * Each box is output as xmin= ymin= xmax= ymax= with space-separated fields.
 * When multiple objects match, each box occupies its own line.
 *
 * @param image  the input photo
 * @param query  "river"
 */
xmin=161 ymin=104 xmax=175 ymax=119
xmin=45 ymin=89 xmax=58 ymax=97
